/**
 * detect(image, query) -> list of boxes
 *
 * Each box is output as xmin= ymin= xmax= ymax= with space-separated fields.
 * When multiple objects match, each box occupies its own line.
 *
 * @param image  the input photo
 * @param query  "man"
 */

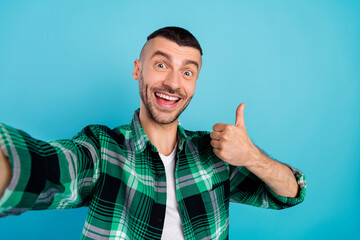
xmin=0 ymin=27 xmax=306 ymax=239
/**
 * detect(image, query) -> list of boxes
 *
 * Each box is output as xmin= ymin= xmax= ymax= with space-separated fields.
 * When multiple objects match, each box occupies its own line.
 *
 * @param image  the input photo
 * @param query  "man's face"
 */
xmin=133 ymin=37 xmax=202 ymax=125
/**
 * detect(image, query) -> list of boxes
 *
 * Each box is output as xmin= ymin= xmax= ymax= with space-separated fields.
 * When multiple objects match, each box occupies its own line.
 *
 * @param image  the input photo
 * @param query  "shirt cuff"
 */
xmin=0 ymin=123 xmax=32 ymax=216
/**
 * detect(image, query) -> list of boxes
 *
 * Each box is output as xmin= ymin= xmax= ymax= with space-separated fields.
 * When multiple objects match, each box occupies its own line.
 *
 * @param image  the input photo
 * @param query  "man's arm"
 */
xmin=0 ymin=148 xmax=12 ymax=199
xmin=242 ymin=146 xmax=298 ymax=197
xmin=0 ymin=123 xmax=102 ymax=217
xmin=210 ymin=103 xmax=299 ymax=198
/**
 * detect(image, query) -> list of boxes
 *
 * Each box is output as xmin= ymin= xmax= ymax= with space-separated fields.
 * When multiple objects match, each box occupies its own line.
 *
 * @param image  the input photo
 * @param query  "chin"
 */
xmin=151 ymin=111 xmax=180 ymax=125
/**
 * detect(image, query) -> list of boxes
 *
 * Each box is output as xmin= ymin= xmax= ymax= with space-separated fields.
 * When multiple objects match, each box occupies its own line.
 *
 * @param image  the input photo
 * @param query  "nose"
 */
xmin=163 ymin=70 xmax=181 ymax=90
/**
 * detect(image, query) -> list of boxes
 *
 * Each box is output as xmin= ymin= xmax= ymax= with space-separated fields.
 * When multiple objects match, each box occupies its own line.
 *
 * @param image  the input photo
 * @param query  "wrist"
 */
xmin=0 ymin=150 xmax=12 ymax=199
xmin=243 ymin=145 xmax=273 ymax=175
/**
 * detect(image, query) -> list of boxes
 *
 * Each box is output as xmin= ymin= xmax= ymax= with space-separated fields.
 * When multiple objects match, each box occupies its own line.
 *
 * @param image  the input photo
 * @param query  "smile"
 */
xmin=154 ymin=92 xmax=181 ymax=109
xmin=155 ymin=92 xmax=180 ymax=101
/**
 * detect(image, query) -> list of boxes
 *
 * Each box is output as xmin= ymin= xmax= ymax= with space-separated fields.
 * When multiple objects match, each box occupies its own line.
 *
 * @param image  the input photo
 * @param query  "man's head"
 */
xmin=140 ymin=26 xmax=203 ymax=60
xmin=133 ymin=27 xmax=202 ymax=125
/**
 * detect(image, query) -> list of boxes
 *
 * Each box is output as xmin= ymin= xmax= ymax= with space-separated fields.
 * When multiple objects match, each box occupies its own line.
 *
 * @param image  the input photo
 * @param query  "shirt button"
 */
xmin=157 ymin=217 xmax=163 ymax=223
xmin=157 ymin=173 xmax=164 ymax=178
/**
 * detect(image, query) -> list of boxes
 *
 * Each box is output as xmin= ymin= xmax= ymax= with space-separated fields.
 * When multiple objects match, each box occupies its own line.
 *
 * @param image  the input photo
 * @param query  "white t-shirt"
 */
xmin=158 ymin=146 xmax=185 ymax=240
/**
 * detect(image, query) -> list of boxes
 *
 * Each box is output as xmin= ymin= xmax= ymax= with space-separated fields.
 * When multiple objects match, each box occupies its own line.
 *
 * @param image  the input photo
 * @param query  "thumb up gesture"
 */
xmin=210 ymin=103 xmax=260 ymax=167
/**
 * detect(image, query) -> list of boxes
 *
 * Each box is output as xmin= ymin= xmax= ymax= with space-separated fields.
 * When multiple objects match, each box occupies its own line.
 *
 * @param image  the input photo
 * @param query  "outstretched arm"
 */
xmin=0 ymin=148 xmax=12 ymax=199
xmin=0 ymin=123 xmax=102 ymax=217
xmin=210 ymin=103 xmax=299 ymax=198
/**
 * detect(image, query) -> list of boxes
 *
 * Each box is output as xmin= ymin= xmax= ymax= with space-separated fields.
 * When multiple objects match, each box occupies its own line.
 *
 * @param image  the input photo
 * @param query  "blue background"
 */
xmin=0 ymin=1 xmax=359 ymax=239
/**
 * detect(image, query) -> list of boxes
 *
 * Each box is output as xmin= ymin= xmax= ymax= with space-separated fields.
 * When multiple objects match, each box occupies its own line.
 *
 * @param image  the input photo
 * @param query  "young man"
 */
xmin=0 ymin=27 xmax=306 ymax=240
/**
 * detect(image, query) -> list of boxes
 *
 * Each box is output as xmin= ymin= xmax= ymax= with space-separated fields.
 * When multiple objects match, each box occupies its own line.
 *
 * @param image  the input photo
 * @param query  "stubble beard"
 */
xmin=138 ymin=72 xmax=193 ymax=125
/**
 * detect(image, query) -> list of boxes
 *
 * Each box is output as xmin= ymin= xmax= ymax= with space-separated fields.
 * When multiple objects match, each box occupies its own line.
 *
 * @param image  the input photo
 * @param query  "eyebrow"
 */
xmin=151 ymin=50 xmax=171 ymax=61
xmin=184 ymin=60 xmax=199 ymax=70
xmin=150 ymin=50 xmax=200 ymax=70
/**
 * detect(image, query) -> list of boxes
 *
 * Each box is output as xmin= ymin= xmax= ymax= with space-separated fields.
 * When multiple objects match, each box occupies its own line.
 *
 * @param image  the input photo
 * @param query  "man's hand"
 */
xmin=0 ymin=148 xmax=12 ymax=199
xmin=210 ymin=103 xmax=299 ymax=198
xmin=210 ymin=103 xmax=260 ymax=167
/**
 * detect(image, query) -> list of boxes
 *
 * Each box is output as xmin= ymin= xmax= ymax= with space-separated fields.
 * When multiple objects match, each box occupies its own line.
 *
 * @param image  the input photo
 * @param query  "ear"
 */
xmin=132 ymin=59 xmax=141 ymax=81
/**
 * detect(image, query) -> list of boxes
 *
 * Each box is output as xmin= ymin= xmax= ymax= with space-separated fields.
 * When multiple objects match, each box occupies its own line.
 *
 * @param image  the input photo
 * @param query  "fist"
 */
xmin=210 ymin=103 xmax=258 ymax=166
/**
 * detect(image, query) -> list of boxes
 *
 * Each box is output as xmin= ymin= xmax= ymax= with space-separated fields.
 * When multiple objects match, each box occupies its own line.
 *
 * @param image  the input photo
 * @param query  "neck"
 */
xmin=139 ymin=109 xmax=178 ymax=156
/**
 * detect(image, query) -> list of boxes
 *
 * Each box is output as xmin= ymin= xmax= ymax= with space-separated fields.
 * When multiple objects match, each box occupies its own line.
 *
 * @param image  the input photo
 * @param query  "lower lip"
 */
xmin=154 ymin=93 xmax=181 ymax=110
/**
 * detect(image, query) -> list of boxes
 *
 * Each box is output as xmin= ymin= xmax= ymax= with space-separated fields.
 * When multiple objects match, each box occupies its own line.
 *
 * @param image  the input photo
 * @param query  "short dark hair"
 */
xmin=146 ymin=26 xmax=203 ymax=56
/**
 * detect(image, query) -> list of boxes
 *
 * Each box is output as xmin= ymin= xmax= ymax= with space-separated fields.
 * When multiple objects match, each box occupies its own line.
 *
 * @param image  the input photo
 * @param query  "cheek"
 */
xmin=145 ymin=71 xmax=166 ymax=86
xmin=185 ymin=81 xmax=196 ymax=96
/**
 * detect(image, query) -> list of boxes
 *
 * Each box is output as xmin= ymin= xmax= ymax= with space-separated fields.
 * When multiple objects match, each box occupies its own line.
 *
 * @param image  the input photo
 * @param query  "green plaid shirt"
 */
xmin=0 ymin=110 xmax=306 ymax=239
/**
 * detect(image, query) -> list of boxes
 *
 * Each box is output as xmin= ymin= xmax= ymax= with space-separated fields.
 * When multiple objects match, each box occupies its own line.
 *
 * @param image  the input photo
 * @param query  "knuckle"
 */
xmin=222 ymin=132 xmax=230 ymax=141
xmin=224 ymin=125 xmax=232 ymax=131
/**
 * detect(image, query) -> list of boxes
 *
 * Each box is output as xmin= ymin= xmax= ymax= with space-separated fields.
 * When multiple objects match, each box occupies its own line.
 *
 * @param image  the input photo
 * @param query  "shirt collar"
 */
xmin=131 ymin=109 xmax=187 ymax=153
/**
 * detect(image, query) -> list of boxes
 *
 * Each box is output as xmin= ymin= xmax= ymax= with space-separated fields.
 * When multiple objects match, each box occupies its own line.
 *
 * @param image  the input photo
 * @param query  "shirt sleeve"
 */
xmin=229 ymin=164 xmax=306 ymax=209
xmin=0 ymin=123 xmax=101 ymax=217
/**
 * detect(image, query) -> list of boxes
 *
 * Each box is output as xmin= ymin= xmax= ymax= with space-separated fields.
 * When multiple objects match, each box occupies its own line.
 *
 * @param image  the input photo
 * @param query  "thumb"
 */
xmin=235 ymin=103 xmax=246 ymax=127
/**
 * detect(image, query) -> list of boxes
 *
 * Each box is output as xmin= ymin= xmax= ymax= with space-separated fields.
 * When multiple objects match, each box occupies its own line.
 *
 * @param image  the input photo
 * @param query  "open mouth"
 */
xmin=154 ymin=92 xmax=181 ymax=109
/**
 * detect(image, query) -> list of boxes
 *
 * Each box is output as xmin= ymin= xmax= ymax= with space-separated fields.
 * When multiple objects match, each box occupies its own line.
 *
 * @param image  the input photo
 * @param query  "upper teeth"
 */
xmin=156 ymin=93 xmax=179 ymax=101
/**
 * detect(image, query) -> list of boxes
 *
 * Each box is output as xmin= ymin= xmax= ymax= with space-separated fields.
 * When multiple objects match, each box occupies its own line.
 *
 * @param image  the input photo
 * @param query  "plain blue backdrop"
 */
xmin=0 ymin=1 xmax=359 ymax=239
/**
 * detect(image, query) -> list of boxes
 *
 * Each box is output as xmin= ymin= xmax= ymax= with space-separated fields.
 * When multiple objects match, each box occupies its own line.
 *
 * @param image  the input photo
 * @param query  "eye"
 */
xmin=183 ymin=70 xmax=193 ymax=77
xmin=156 ymin=62 xmax=166 ymax=69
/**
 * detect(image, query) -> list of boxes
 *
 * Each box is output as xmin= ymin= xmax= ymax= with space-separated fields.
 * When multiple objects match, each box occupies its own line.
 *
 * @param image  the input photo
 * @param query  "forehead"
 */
xmin=141 ymin=37 xmax=202 ymax=66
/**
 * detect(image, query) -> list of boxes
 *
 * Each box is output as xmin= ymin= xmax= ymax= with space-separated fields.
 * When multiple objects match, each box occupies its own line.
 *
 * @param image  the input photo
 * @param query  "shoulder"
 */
xmin=181 ymin=128 xmax=230 ymax=175
xmin=181 ymin=128 xmax=212 ymax=153
xmin=80 ymin=123 xmax=131 ymax=135
xmin=75 ymin=124 xmax=131 ymax=143
xmin=183 ymin=129 xmax=210 ymax=143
